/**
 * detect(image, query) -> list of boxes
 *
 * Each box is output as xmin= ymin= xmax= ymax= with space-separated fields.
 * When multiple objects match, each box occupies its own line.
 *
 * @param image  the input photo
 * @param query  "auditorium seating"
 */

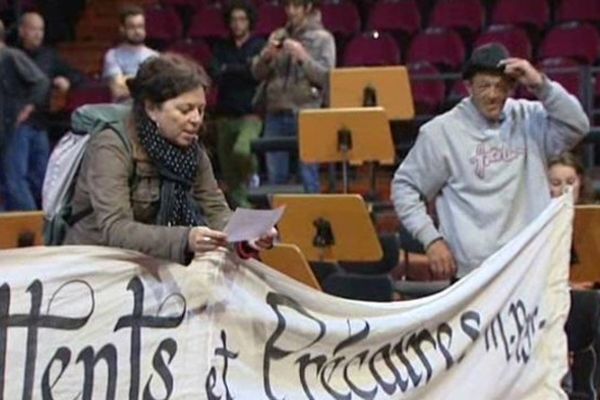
xmin=428 ymin=0 xmax=485 ymax=42
xmin=408 ymin=61 xmax=446 ymax=115
xmin=342 ymin=31 xmax=400 ymax=67
xmin=144 ymin=5 xmax=183 ymax=48
xmin=254 ymin=3 xmax=287 ymax=38
xmin=320 ymin=1 xmax=361 ymax=39
xmin=491 ymin=0 xmax=550 ymax=37
xmin=539 ymin=57 xmax=585 ymax=99
xmin=474 ymin=24 xmax=532 ymax=60
xmin=63 ymin=81 xmax=112 ymax=114
xmin=539 ymin=22 xmax=600 ymax=65
xmin=188 ymin=5 xmax=229 ymax=41
xmin=167 ymin=38 xmax=213 ymax=68
xmin=407 ymin=28 xmax=466 ymax=71
xmin=556 ymin=0 xmax=600 ymax=24
xmin=366 ymin=0 xmax=421 ymax=50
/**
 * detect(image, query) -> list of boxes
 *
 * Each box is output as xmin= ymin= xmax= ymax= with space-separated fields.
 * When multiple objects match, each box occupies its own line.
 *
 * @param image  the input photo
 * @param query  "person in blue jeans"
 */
xmin=251 ymin=0 xmax=335 ymax=193
xmin=0 ymin=19 xmax=49 ymax=211
xmin=3 ymin=12 xmax=83 ymax=211
xmin=263 ymin=112 xmax=320 ymax=192
xmin=3 ymin=124 xmax=50 ymax=210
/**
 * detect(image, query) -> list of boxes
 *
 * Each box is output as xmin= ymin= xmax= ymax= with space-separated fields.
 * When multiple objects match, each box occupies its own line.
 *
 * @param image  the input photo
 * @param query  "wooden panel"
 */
xmin=0 ymin=212 xmax=45 ymax=249
xmin=260 ymin=244 xmax=321 ymax=290
xmin=570 ymin=205 xmax=600 ymax=283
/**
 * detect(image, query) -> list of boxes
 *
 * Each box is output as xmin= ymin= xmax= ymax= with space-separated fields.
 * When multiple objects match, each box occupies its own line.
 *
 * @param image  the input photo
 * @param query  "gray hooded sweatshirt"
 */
xmin=391 ymin=78 xmax=590 ymax=277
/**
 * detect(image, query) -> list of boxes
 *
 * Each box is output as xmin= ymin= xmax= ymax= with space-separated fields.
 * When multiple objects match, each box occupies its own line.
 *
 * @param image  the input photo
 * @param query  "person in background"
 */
xmin=0 ymin=18 xmax=50 ymax=211
xmin=212 ymin=0 xmax=265 ymax=208
xmin=65 ymin=53 xmax=275 ymax=264
xmin=548 ymin=152 xmax=600 ymax=399
xmin=2 ymin=12 xmax=83 ymax=211
xmin=102 ymin=4 xmax=157 ymax=102
xmin=392 ymin=43 xmax=589 ymax=280
xmin=251 ymin=0 xmax=335 ymax=193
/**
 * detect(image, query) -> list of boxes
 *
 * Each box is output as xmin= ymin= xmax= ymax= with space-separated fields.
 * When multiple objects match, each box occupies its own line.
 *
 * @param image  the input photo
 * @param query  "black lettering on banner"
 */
xmin=114 ymin=277 xmax=186 ymax=400
xmin=509 ymin=301 xmax=541 ymax=364
xmin=343 ymin=351 xmax=377 ymax=400
xmin=368 ymin=343 xmax=404 ymax=395
xmin=406 ymin=330 xmax=437 ymax=384
xmin=295 ymin=353 xmax=326 ymax=400
xmin=484 ymin=300 xmax=545 ymax=364
xmin=41 ymin=347 xmax=72 ymax=400
xmin=460 ymin=311 xmax=481 ymax=342
xmin=320 ymin=356 xmax=350 ymax=400
xmin=205 ymin=330 xmax=239 ymax=400
xmin=263 ymin=292 xmax=326 ymax=400
xmin=143 ymin=338 xmax=177 ymax=400
xmin=485 ymin=314 xmax=512 ymax=361
xmin=262 ymin=291 xmax=497 ymax=398
xmin=0 ymin=280 xmax=93 ymax=400
xmin=436 ymin=323 xmax=454 ymax=369
xmin=392 ymin=337 xmax=420 ymax=390
xmin=76 ymin=345 xmax=118 ymax=400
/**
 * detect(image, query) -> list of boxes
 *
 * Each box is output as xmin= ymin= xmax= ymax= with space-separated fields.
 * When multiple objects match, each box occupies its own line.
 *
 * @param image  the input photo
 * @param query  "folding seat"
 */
xmin=64 ymin=81 xmax=112 ymax=114
xmin=58 ymin=42 xmax=107 ymax=78
xmin=557 ymin=0 xmax=600 ymax=24
xmin=491 ymin=0 xmax=549 ymax=34
xmin=539 ymin=22 xmax=600 ymax=65
xmin=407 ymin=28 xmax=466 ymax=71
xmin=254 ymin=3 xmax=287 ymax=37
xmin=144 ymin=6 xmax=183 ymax=48
xmin=428 ymin=0 xmax=485 ymax=40
xmin=342 ymin=31 xmax=401 ymax=67
xmin=474 ymin=24 xmax=532 ymax=60
xmin=366 ymin=0 xmax=421 ymax=48
xmin=161 ymin=0 xmax=197 ymax=7
xmin=321 ymin=1 xmax=361 ymax=38
xmin=167 ymin=38 xmax=213 ymax=67
xmin=408 ymin=62 xmax=446 ymax=114
xmin=76 ymin=15 xmax=119 ymax=42
xmin=539 ymin=57 xmax=584 ymax=100
xmin=188 ymin=5 xmax=229 ymax=41
xmin=446 ymin=79 xmax=469 ymax=106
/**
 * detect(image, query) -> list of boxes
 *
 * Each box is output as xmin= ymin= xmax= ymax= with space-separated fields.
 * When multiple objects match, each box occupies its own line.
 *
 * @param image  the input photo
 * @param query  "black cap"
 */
xmin=462 ymin=43 xmax=510 ymax=80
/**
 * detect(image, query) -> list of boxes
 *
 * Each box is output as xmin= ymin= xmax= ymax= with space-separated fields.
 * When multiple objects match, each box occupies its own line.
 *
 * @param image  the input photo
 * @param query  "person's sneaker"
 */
xmin=249 ymin=174 xmax=260 ymax=188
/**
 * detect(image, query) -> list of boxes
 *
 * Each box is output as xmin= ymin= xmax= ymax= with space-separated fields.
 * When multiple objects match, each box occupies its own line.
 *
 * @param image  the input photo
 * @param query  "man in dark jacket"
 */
xmin=0 ymin=17 xmax=50 ymax=211
xmin=212 ymin=0 xmax=265 ymax=208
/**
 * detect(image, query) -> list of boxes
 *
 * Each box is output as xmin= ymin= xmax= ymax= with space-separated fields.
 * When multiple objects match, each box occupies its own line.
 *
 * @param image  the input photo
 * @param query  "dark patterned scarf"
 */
xmin=137 ymin=112 xmax=204 ymax=227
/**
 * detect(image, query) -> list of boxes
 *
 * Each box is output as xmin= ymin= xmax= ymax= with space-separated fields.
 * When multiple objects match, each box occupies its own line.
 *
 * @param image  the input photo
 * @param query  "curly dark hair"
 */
xmin=127 ymin=53 xmax=211 ymax=112
xmin=223 ymin=0 xmax=257 ymax=30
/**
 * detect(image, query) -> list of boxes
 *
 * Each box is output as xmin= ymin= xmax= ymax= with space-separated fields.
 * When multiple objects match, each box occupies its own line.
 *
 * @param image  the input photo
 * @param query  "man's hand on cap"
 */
xmin=499 ymin=58 xmax=544 ymax=89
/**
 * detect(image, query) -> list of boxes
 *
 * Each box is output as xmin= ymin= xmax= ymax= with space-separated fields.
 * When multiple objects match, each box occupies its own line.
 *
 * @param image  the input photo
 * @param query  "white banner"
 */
xmin=0 ymin=196 xmax=572 ymax=399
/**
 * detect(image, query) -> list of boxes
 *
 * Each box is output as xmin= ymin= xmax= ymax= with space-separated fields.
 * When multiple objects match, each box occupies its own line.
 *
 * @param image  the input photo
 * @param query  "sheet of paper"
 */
xmin=223 ymin=207 xmax=285 ymax=243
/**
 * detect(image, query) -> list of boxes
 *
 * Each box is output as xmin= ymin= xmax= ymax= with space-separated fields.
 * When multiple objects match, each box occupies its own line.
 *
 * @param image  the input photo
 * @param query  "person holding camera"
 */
xmin=251 ymin=0 xmax=335 ymax=193
xmin=391 ymin=43 xmax=589 ymax=280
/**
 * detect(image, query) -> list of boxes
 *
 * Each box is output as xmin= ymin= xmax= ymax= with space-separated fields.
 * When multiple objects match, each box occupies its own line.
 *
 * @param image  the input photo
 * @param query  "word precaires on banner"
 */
xmin=0 ymin=195 xmax=573 ymax=399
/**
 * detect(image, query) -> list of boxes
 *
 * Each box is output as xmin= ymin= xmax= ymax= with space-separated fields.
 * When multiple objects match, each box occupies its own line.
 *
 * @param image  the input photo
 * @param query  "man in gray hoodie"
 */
xmin=252 ymin=0 xmax=335 ymax=193
xmin=391 ymin=43 xmax=590 ymax=279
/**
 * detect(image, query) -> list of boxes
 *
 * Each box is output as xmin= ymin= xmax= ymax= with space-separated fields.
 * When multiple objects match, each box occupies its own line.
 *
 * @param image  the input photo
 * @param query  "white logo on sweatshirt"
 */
xmin=470 ymin=144 xmax=525 ymax=179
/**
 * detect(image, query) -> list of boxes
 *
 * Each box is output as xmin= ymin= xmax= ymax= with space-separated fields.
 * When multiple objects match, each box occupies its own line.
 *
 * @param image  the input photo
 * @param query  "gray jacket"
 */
xmin=251 ymin=11 xmax=336 ymax=112
xmin=391 ymin=78 xmax=590 ymax=277
xmin=0 ymin=46 xmax=49 ymax=149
